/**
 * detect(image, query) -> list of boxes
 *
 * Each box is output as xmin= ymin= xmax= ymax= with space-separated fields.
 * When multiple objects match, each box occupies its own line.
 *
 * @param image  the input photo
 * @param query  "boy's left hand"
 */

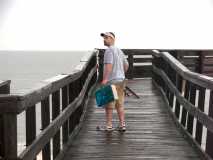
xmin=101 ymin=79 xmax=107 ymax=85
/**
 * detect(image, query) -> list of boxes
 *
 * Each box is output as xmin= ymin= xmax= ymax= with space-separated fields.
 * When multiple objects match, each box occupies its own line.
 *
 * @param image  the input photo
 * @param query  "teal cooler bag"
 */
xmin=95 ymin=85 xmax=118 ymax=107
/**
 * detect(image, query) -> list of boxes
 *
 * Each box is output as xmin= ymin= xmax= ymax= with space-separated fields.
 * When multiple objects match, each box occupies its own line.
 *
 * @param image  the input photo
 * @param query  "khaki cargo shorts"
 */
xmin=106 ymin=80 xmax=126 ymax=109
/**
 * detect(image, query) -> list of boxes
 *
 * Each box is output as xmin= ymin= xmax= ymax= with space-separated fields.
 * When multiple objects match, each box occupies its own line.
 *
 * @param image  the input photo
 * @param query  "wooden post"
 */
xmin=94 ymin=54 xmax=98 ymax=84
xmin=26 ymin=105 xmax=36 ymax=145
xmin=79 ymin=76 xmax=84 ymax=94
xmin=164 ymin=63 xmax=170 ymax=102
xmin=0 ymin=81 xmax=13 ymax=159
xmin=97 ymin=50 xmax=104 ymax=82
xmin=175 ymin=75 xmax=183 ymax=118
xmin=0 ymin=81 xmax=10 ymax=94
xmin=41 ymin=97 xmax=51 ymax=160
xmin=72 ymin=80 xmax=82 ymax=129
xmin=0 ymin=116 xmax=2 ymax=157
xmin=206 ymin=90 xmax=213 ymax=158
xmin=153 ymin=55 xmax=162 ymax=89
xmin=68 ymin=82 xmax=76 ymax=134
xmin=62 ymin=86 xmax=69 ymax=145
xmin=52 ymin=90 xmax=60 ymax=159
xmin=181 ymin=81 xmax=190 ymax=127
xmin=152 ymin=56 xmax=156 ymax=84
xmin=68 ymin=82 xmax=75 ymax=104
xmin=2 ymin=114 xmax=17 ymax=159
xmin=198 ymin=52 xmax=205 ymax=74
xmin=168 ymin=67 xmax=175 ymax=108
xmin=127 ymin=54 xmax=134 ymax=79
xmin=158 ymin=57 xmax=167 ymax=93
xmin=26 ymin=105 xmax=36 ymax=160
xmin=187 ymin=83 xmax=196 ymax=134
xmin=195 ymin=86 xmax=205 ymax=145
xmin=93 ymin=67 xmax=98 ymax=85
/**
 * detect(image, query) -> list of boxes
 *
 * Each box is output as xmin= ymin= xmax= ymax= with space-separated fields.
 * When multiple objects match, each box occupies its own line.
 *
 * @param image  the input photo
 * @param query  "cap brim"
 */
xmin=100 ymin=32 xmax=115 ymax=39
xmin=100 ymin=33 xmax=106 ymax=37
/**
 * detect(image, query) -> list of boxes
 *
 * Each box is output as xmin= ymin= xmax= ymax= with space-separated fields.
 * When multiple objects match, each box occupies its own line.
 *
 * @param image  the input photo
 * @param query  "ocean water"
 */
xmin=0 ymin=50 xmax=93 ymax=156
xmin=0 ymin=50 xmax=92 ymax=93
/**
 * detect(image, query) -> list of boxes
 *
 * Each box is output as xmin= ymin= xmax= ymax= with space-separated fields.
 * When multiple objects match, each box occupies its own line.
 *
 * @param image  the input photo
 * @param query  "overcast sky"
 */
xmin=0 ymin=0 xmax=213 ymax=50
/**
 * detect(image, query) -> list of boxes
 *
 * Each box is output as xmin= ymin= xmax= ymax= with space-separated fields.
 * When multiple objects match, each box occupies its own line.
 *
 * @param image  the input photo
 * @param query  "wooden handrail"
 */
xmin=160 ymin=50 xmax=213 ymax=76
xmin=0 ymin=50 xmax=98 ymax=114
xmin=0 ymin=80 xmax=11 ymax=89
xmin=0 ymin=50 xmax=98 ymax=160
xmin=19 ymin=67 xmax=96 ymax=160
xmin=152 ymin=65 xmax=213 ymax=133
xmin=153 ymin=51 xmax=213 ymax=89
xmin=152 ymin=50 xmax=213 ymax=160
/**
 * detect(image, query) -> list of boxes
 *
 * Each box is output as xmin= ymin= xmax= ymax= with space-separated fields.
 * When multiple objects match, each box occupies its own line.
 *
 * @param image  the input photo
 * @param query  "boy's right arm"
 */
xmin=123 ymin=55 xmax=129 ymax=73
xmin=124 ymin=62 xmax=129 ymax=73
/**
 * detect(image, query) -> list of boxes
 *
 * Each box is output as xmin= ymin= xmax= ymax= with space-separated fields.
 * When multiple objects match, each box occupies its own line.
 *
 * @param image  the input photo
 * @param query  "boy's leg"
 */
xmin=115 ymin=82 xmax=126 ymax=127
xmin=115 ymin=105 xmax=125 ymax=127
xmin=105 ymin=105 xmax=113 ymax=128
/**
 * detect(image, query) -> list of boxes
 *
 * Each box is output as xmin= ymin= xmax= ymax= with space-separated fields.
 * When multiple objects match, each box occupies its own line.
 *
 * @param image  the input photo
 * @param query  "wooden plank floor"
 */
xmin=63 ymin=79 xmax=202 ymax=160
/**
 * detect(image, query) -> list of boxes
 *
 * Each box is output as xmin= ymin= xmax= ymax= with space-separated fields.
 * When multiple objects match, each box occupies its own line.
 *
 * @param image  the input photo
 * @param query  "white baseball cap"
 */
xmin=100 ymin=32 xmax=115 ymax=39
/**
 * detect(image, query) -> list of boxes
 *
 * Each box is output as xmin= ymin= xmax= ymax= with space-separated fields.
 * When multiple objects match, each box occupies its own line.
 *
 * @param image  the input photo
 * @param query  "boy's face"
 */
xmin=103 ymin=36 xmax=114 ymax=46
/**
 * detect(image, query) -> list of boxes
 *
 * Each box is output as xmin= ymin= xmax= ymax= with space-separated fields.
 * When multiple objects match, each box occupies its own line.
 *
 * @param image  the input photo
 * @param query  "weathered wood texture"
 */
xmin=1 ymin=49 xmax=213 ymax=160
xmin=0 ymin=50 xmax=98 ymax=160
xmin=0 ymin=80 xmax=13 ymax=159
xmin=162 ymin=50 xmax=213 ymax=76
xmin=63 ymin=79 xmax=201 ymax=160
xmin=0 ymin=80 xmax=10 ymax=94
xmin=152 ymin=51 xmax=213 ymax=160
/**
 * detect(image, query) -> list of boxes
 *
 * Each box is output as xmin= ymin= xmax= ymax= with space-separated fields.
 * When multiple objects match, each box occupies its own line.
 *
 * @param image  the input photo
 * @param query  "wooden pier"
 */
xmin=62 ymin=78 xmax=201 ymax=160
xmin=0 ymin=49 xmax=213 ymax=160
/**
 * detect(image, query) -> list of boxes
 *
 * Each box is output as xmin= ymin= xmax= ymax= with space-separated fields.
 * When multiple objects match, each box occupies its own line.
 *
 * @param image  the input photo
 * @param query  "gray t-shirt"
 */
xmin=104 ymin=46 xmax=128 ymax=84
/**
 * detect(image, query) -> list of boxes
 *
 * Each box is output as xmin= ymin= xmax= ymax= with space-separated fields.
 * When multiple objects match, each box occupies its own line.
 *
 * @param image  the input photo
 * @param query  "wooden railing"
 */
xmin=0 ymin=80 xmax=10 ymax=94
xmin=1 ymin=49 xmax=212 ymax=160
xmin=97 ymin=49 xmax=153 ymax=80
xmin=0 ymin=80 xmax=11 ymax=159
xmin=161 ymin=50 xmax=213 ymax=76
xmin=0 ymin=50 xmax=98 ymax=160
xmin=152 ymin=50 xmax=213 ymax=160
